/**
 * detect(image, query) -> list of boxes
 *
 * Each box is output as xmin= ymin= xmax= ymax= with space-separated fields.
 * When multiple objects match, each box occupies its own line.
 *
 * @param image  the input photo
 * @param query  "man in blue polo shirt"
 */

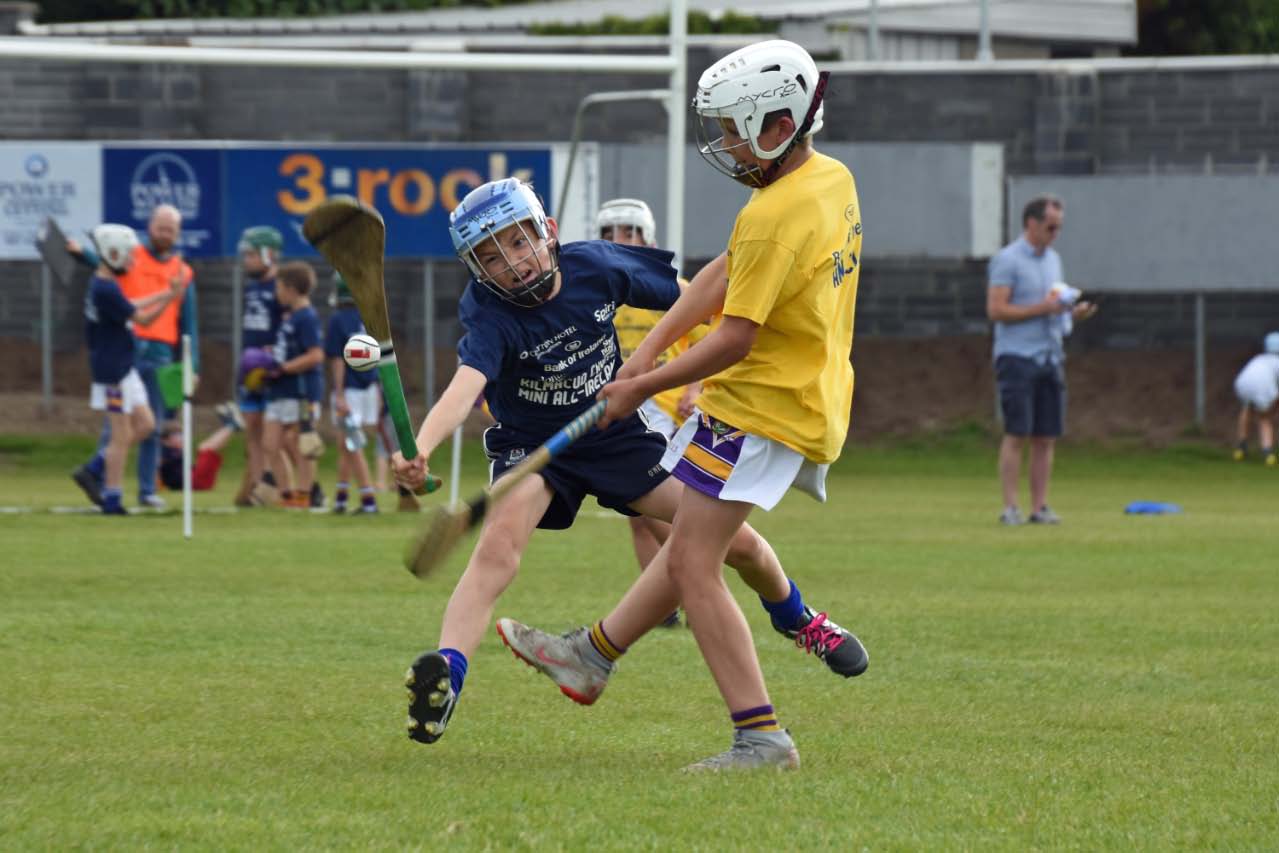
xmin=987 ymin=194 xmax=1098 ymax=526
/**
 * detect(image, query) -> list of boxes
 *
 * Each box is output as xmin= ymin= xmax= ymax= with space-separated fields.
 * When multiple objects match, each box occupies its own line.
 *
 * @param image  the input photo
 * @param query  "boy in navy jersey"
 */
xmin=235 ymin=226 xmax=285 ymax=506
xmin=392 ymin=179 xmax=864 ymax=751
xmin=324 ymin=273 xmax=381 ymax=514
xmin=260 ymin=261 xmax=324 ymax=508
xmin=77 ymin=224 xmax=184 ymax=514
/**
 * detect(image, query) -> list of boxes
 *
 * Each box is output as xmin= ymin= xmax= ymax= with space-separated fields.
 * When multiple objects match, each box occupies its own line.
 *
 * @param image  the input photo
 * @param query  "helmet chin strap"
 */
xmin=754 ymin=71 xmax=831 ymax=188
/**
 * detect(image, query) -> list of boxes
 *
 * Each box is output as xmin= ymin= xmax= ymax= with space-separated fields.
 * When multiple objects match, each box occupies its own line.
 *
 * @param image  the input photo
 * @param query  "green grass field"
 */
xmin=2 ymin=432 xmax=1277 ymax=849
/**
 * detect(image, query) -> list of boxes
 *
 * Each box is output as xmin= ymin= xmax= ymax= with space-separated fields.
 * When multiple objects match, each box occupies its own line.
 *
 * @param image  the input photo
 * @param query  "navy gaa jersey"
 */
xmin=242 ymin=274 xmax=282 ymax=349
xmin=269 ymin=305 xmax=321 ymax=400
xmin=325 ymin=306 xmax=378 ymax=391
xmin=84 ymin=274 xmax=136 ymax=384
xmin=458 ymin=240 xmax=679 ymax=443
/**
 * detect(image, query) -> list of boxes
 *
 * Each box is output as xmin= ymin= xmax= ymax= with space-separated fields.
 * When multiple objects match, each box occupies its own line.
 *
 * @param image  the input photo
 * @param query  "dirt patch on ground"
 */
xmin=0 ymin=336 xmax=1255 ymax=447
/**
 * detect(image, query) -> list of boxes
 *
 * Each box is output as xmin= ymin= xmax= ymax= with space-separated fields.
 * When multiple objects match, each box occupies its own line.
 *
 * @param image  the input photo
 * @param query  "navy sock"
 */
xmin=102 ymin=487 xmax=122 ymax=509
xmin=86 ymin=453 xmax=105 ymax=477
xmin=760 ymin=579 xmax=807 ymax=633
xmin=438 ymin=647 xmax=468 ymax=697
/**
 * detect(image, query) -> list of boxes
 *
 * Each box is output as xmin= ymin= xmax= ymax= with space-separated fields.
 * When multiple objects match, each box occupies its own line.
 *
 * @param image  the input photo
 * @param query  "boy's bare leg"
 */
xmin=406 ymin=474 xmax=553 ymax=746
xmin=665 ymin=489 xmax=770 ymax=712
xmin=238 ymin=410 xmax=265 ymax=503
xmin=199 ymin=426 xmax=236 ymax=455
xmin=628 ymin=515 xmax=664 ymax=572
xmin=438 ymin=474 xmax=555 ymax=658
xmin=103 ymin=411 xmax=132 ymax=492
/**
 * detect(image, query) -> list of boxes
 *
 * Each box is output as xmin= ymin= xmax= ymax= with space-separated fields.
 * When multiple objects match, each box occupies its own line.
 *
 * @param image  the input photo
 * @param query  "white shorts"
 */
xmin=90 ymin=369 xmax=148 ymax=414
xmin=1235 ymin=380 xmax=1277 ymax=412
xmin=331 ymin=385 xmax=381 ymax=428
xmin=637 ymin=398 xmax=679 ymax=439
xmin=265 ymin=398 xmax=302 ymax=424
xmin=661 ymin=410 xmax=829 ymax=511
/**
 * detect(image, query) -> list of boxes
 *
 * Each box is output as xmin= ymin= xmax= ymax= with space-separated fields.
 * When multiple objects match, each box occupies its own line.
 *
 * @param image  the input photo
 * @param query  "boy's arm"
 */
xmin=328 ymin=356 xmax=348 ymax=414
xmin=393 ymin=364 xmax=486 ymax=491
xmin=599 ymin=314 xmax=756 ymax=427
xmin=414 ymin=365 xmax=487 ymax=461
xmin=281 ymin=345 xmax=324 ymax=375
xmin=623 ymin=252 xmax=727 ymax=380
xmin=130 ymin=280 xmax=182 ymax=327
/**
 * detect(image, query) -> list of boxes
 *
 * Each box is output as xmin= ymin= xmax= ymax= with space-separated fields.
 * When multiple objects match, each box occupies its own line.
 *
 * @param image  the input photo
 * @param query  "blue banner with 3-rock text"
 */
xmin=99 ymin=144 xmax=554 ymax=259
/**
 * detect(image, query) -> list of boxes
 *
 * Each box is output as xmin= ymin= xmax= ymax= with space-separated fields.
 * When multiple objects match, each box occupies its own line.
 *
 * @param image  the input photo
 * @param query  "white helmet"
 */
xmin=90 ymin=224 xmax=139 ymax=274
xmin=693 ymin=39 xmax=828 ymax=187
xmin=595 ymin=198 xmax=657 ymax=246
xmin=1265 ymin=331 xmax=1279 ymax=354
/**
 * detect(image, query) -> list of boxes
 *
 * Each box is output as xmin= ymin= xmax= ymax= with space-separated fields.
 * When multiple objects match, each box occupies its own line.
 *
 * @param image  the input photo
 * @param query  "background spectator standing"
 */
xmin=987 ymin=195 xmax=1098 ymax=526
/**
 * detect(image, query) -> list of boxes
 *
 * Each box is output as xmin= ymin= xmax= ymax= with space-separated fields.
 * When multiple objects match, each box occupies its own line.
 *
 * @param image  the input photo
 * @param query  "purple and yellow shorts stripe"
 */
xmin=104 ymin=386 xmax=125 ymax=414
xmin=668 ymin=413 xmax=746 ymax=499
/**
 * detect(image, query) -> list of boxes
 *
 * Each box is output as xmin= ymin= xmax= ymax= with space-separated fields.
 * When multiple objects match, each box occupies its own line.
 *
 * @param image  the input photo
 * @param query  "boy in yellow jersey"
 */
xmin=495 ymin=40 xmax=866 ymax=772
xmin=599 ymin=198 xmax=704 ymax=626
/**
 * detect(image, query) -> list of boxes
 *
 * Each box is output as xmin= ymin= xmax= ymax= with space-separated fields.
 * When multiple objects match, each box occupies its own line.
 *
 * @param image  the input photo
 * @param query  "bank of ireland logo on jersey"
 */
xmin=129 ymin=152 xmax=201 ymax=221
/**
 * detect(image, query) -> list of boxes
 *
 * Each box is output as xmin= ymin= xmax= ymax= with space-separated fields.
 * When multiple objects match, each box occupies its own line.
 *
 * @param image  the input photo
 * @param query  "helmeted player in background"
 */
xmin=75 ymin=225 xmax=185 ymax=514
xmin=500 ymin=39 xmax=868 ymax=771
xmin=69 ymin=205 xmax=198 ymax=511
xmin=1232 ymin=331 xmax=1279 ymax=465
xmin=599 ymin=197 xmax=706 ymax=626
xmin=234 ymin=225 xmax=285 ymax=506
xmin=325 ymin=273 xmax=381 ymax=513
xmin=393 ymin=177 xmax=864 ymax=768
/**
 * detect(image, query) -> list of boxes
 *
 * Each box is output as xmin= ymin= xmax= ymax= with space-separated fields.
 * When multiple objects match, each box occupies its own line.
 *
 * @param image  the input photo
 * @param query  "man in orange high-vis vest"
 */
xmin=82 ymin=205 xmax=199 ymax=509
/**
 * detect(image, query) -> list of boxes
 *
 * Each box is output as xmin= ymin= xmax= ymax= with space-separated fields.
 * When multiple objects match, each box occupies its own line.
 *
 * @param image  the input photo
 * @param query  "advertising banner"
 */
xmin=0 ymin=143 xmax=101 ymax=261
xmin=103 ymin=146 xmax=223 ymax=257
xmin=223 ymin=146 xmax=553 ymax=258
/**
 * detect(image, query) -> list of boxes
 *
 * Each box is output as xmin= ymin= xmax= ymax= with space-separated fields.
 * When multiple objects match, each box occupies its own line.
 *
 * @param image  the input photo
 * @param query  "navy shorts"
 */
xmin=995 ymin=355 xmax=1066 ymax=438
xmin=483 ymin=413 xmax=671 ymax=530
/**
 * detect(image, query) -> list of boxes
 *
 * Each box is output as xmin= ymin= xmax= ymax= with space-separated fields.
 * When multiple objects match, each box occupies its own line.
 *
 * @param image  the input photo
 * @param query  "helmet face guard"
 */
xmin=238 ymin=225 xmax=283 ymax=267
xmin=450 ymin=178 xmax=559 ymax=308
xmin=695 ymin=106 xmax=769 ymax=188
xmin=693 ymin=39 xmax=830 ymax=188
xmin=90 ymin=224 xmax=139 ymax=275
xmin=595 ymin=198 xmax=657 ymax=245
xmin=458 ymin=220 xmax=559 ymax=308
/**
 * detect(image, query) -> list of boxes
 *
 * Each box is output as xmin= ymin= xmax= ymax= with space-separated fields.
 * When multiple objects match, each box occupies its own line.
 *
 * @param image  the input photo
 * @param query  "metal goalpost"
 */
xmin=0 ymin=0 xmax=690 ymax=519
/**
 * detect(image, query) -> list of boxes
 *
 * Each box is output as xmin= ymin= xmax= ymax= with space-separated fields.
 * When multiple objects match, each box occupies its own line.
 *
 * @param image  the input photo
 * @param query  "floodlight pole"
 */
xmin=868 ymin=0 xmax=881 ymax=60
xmin=40 ymin=263 xmax=52 ymax=413
xmin=423 ymin=261 xmax=436 ymax=411
xmin=230 ymin=263 xmax=243 ymax=395
xmin=1194 ymin=292 xmax=1206 ymax=427
xmin=977 ymin=0 xmax=994 ymax=61
xmin=556 ymin=89 xmax=671 ymax=224
xmin=667 ymin=0 xmax=687 ymax=273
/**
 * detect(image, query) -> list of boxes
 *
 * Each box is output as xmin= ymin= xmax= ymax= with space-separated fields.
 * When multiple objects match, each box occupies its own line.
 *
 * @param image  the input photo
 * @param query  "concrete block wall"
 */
xmin=3 ymin=52 xmax=1279 ymax=392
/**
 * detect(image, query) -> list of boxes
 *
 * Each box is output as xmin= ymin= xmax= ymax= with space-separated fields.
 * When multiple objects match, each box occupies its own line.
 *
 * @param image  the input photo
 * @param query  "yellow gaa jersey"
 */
xmin=613 ymin=280 xmax=707 ymax=421
xmin=698 ymin=151 xmax=861 ymax=464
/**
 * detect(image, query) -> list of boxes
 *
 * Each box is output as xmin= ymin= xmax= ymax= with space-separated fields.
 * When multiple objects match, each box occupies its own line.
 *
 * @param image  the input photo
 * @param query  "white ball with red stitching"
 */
xmin=343 ymin=333 xmax=380 ymax=372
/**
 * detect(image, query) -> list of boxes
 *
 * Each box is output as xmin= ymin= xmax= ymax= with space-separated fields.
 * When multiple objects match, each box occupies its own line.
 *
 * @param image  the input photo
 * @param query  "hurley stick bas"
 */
xmin=404 ymin=400 xmax=608 ymax=578
xmin=302 ymin=195 xmax=440 ymax=494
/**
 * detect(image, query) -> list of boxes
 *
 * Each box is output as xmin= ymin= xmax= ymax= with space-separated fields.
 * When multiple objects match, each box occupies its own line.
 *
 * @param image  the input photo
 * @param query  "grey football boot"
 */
xmin=683 ymin=730 xmax=801 ymax=773
xmin=495 ymin=618 xmax=613 ymax=705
